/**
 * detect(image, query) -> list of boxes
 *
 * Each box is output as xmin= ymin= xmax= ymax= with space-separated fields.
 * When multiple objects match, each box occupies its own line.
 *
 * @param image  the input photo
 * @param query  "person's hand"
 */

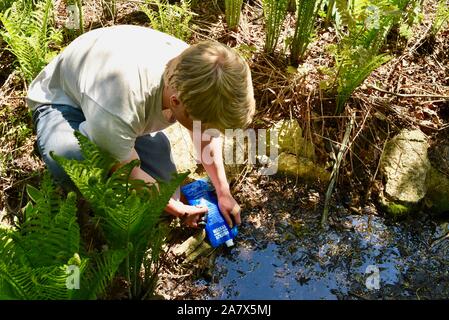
xmin=180 ymin=203 xmax=208 ymax=228
xmin=166 ymin=199 xmax=208 ymax=228
xmin=218 ymin=192 xmax=241 ymax=228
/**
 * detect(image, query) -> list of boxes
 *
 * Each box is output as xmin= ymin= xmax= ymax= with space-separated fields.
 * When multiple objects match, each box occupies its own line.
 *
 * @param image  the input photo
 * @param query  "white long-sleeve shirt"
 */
xmin=27 ymin=25 xmax=189 ymax=161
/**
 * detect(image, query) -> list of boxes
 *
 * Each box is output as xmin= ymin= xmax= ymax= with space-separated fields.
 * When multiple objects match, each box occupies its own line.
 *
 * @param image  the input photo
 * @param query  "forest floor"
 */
xmin=1 ymin=0 xmax=449 ymax=299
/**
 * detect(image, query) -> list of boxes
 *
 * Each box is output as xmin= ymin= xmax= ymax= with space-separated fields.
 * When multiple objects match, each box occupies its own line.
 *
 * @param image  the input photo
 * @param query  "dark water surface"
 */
xmin=195 ymin=214 xmax=449 ymax=299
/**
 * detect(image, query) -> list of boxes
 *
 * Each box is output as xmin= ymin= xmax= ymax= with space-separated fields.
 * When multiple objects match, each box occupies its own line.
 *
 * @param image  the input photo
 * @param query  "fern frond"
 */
xmin=141 ymin=0 xmax=194 ymax=41
xmin=290 ymin=0 xmax=323 ymax=64
xmin=12 ymin=191 xmax=80 ymax=267
xmin=336 ymin=52 xmax=390 ymax=113
xmin=225 ymin=0 xmax=244 ymax=30
xmin=0 ymin=0 xmax=62 ymax=83
xmin=75 ymin=131 xmax=117 ymax=173
xmin=431 ymin=0 xmax=449 ymax=36
xmin=73 ymin=249 xmax=127 ymax=300
xmin=262 ymin=0 xmax=290 ymax=54
xmin=335 ymin=0 xmax=356 ymax=30
xmin=54 ymin=131 xmax=188 ymax=298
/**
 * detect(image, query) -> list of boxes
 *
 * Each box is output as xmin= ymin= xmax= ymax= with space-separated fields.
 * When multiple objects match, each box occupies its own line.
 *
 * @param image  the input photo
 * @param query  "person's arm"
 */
xmin=193 ymin=132 xmax=241 ymax=228
xmin=117 ymin=148 xmax=208 ymax=227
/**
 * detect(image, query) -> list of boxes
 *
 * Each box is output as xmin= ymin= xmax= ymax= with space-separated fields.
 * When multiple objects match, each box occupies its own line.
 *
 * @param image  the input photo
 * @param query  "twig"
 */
xmin=431 ymin=233 xmax=449 ymax=249
xmin=364 ymin=126 xmax=390 ymax=203
xmin=321 ymin=112 xmax=355 ymax=228
xmin=386 ymin=23 xmax=433 ymax=82
xmin=368 ymin=84 xmax=449 ymax=100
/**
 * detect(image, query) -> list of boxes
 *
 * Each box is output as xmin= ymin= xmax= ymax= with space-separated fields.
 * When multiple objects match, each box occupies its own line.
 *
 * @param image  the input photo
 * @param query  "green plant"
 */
xmin=225 ymin=0 xmax=244 ymax=30
xmin=141 ymin=0 xmax=194 ymax=42
xmin=0 ymin=0 xmax=62 ymax=83
xmin=262 ymin=0 xmax=290 ymax=54
xmin=334 ymin=49 xmax=391 ymax=113
xmin=290 ymin=0 xmax=323 ymax=65
xmin=52 ymin=131 xmax=187 ymax=299
xmin=431 ymin=0 xmax=449 ymax=37
xmin=325 ymin=0 xmax=403 ymax=113
xmin=0 ymin=174 xmax=125 ymax=299
xmin=0 ymin=0 xmax=16 ymax=13
xmin=325 ymin=0 xmax=336 ymax=25
xmin=393 ymin=0 xmax=423 ymax=39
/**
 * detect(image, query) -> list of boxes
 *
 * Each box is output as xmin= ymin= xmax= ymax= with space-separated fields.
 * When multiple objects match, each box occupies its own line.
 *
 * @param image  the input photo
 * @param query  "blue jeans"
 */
xmin=32 ymin=104 xmax=177 ymax=190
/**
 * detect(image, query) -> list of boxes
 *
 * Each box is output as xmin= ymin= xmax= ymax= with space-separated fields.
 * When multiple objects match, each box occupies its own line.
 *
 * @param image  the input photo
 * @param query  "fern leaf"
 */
xmin=225 ymin=0 xmax=244 ymax=30
xmin=336 ymin=53 xmax=391 ymax=113
xmin=74 ymin=249 xmax=127 ymax=300
xmin=262 ymin=0 xmax=290 ymax=54
xmin=75 ymin=131 xmax=117 ymax=173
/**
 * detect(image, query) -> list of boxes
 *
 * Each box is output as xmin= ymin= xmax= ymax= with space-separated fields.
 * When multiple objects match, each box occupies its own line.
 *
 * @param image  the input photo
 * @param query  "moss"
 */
xmin=379 ymin=194 xmax=413 ymax=218
xmin=385 ymin=202 xmax=411 ymax=218
xmin=271 ymin=120 xmax=316 ymax=160
xmin=277 ymin=153 xmax=330 ymax=182
xmin=425 ymin=167 xmax=449 ymax=214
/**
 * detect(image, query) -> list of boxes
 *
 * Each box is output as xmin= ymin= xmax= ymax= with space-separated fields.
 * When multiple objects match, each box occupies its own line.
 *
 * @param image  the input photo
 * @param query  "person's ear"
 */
xmin=170 ymin=95 xmax=181 ymax=109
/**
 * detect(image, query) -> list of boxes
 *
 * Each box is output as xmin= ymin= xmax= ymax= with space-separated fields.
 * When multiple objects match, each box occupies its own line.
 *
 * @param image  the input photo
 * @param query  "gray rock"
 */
xmin=380 ymin=129 xmax=430 ymax=205
xmin=271 ymin=119 xmax=315 ymax=160
xmin=163 ymin=123 xmax=199 ymax=175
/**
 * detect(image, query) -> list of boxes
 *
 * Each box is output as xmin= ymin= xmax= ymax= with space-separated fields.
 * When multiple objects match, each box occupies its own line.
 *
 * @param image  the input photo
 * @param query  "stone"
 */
xmin=425 ymin=167 xmax=449 ymax=214
xmin=172 ymin=229 xmax=206 ymax=257
xmin=163 ymin=123 xmax=247 ymax=182
xmin=380 ymin=129 xmax=431 ymax=208
xmin=277 ymin=152 xmax=330 ymax=182
xmin=271 ymin=119 xmax=315 ymax=160
xmin=184 ymin=241 xmax=214 ymax=264
xmin=163 ymin=123 xmax=199 ymax=175
xmin=222 ymin=134 xmax=247 ymax=181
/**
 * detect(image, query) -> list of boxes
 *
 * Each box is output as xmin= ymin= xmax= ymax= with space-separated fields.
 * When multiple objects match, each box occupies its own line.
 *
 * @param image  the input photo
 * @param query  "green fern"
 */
xmin=262 ymin=0 xmax=290 ymax=54
xmin=290 ymin=0 xmax=323 ymax=64
xmin=327 ymin=0 xmax=403 ymax=113
xmin=0 ymin=174 xmax=83 ymax=299
xmin=0 ymin=0 xmax=16 ymax=13
xmin=0 ymin=172 xmax=126 ymax=299
xmin=431 ymin=0 xmax=449 ymax=37
xmin=75 ymin=249 xmax=127 ymax=300
xmin=335 ymin=51 xmax=391 ymax=113
xmin=0 ymin=0 xmax=62 ymax=83
xmin=141 ymin=0 xmax=194 ymax=41
xmin=225 ymin=0 xmax=244 ymax=30
xmin=52 ymin=131 xmax=188 ymax=299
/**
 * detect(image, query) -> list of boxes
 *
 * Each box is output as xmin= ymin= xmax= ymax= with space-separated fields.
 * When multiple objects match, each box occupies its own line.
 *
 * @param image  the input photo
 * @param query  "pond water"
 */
xmin=193 ymin=214 xmax=449 ymax=300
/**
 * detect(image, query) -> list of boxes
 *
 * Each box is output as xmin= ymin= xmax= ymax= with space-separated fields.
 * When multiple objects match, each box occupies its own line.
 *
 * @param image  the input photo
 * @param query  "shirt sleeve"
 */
xmin=78 ymin=94 xmax=137 ymax=162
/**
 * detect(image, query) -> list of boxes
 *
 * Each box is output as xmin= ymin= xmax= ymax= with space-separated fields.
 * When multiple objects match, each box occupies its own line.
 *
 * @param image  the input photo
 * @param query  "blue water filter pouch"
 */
xmin=181 ymin=178 xmax=238 ymax=248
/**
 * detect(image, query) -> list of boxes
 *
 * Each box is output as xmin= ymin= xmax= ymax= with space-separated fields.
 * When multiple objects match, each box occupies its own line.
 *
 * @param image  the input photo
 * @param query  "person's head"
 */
xmin=163 ymin=41 xmax=255 ymax=132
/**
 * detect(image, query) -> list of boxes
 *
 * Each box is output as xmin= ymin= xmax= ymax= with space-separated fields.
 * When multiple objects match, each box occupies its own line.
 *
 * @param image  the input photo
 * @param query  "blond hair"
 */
xmin=165 ymin=41 xmax=255 ymax=131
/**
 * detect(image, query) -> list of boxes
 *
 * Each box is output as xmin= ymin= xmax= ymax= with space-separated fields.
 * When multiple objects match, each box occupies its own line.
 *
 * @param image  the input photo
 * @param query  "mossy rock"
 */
xmin=378 ymin=192 xmax=416 ymax=218
xmin=277 ymin=152 xmax=330 ymax=182
xmin=425 ymin=167 xmax=449 ymax=214
xmin=270 ymin=120 xmax=315 ymax=160
xmin=384 ymin=201 xmax=411 ymax=218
